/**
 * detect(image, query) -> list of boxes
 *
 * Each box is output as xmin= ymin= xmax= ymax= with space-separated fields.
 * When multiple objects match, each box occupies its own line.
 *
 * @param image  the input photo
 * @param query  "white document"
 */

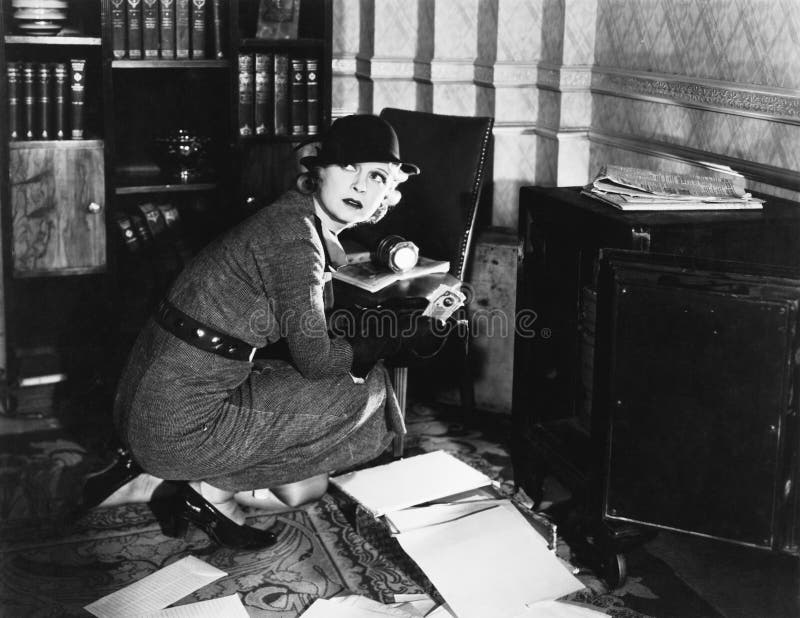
xmin=395 ymin=504 xmax=584 ymax=618
xmin=84 ymin=556 xmax=227 ymax=618
xmin=385 ymin=499 xmax=506 ymax=533
xmin=330 ymin=450 xmax=493 ymax=517
xmin=140 ymin=594 xmax=249 ymax=617
xmin=301 ymin=595 xmax=418 ymax=617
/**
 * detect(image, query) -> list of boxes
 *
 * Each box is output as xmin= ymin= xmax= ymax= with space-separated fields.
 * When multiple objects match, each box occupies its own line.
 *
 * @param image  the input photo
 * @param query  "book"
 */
xmin=36 ymin=64 xmax=51 ymax=139
xmin=332 ymin=255 xmax=450 ymax=293
xmin=305 ymin=58 xmax=319 ymax=135
xmin=159 ymin=0 xmax=176 ymax=59
xmin=583 ymin=164 xmax=763 ymax=211
xmin=237 ymin=54 xmax=254 ymax=137
xmin=190 ymin=0 xmax=207 ymax=59
xmin=126 ymin=0 xmax=143 ymax=59
xmin=111 ymin=0 xmax=127 ymax=59
xmin=7 ymin=62 xmax=20 ymax=140
xmin=289 ymin=57 xmax=306 ymax=136
xmin=175 ymin=0 xmax=190 ymax=59
xmin=22 ymin=62 xmax=35 ymax=140
xmin=272 ymin=53 xmax=289 ymax=136
xmin=211 ymin=0 xmax=223 ymax=59
xmin=53 ymin=63 xmax=67 ymax=140
xmin=70 ymin=59 xmax=86 ymax=139
xmin=142 ymin=0 xmax=159 ymax=58
xmin=254 ymin=53 xmax=273 ymax=136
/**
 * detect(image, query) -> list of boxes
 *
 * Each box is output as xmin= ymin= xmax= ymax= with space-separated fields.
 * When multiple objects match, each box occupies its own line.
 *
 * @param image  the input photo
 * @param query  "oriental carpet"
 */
xmin=0 ymin=402 xmax=724 ymax=617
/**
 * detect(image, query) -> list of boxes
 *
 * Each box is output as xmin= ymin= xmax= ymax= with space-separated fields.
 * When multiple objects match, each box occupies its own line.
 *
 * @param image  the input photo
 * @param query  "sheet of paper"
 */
xmin=389 ymin=593 xmax=438 ymax=616
xmin=140 ymin=594 xmax=249 ymax=617
xmin=330 ymin=450 xmax=492 ymax=517
xmin=301 ymin=595 xmax=418 ymax=617
xmin=395 ymin=504 xmax=584 ymax=618
xmin=425 ymin=604 xmax=457 ymax=617
xmin=385 ymin=499 xmax=507 ymax=533
xmin=84 ymin=556 xmax=227 ymax=618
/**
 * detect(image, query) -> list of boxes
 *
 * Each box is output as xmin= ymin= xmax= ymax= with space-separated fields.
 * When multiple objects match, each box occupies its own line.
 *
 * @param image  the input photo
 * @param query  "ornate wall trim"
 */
xmin=590 ymin=130 xmax=800 ymax=192
xmin=593 ymin=68 xmax=800 ymax=126
xmin=537 ymin=63 xmax=593 ymax=91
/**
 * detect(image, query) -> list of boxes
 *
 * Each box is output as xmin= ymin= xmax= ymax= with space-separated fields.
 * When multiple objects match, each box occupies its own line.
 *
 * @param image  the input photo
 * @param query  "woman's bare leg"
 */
xmin=189 ymin=481 xmax=246 ymax=525
xmin=235 ymin=473 xmax=329 ymax=511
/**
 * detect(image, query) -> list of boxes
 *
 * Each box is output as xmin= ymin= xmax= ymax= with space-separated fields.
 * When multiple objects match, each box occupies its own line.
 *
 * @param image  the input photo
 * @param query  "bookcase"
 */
xmin=0 ymin=0 xmax=332 ymax=417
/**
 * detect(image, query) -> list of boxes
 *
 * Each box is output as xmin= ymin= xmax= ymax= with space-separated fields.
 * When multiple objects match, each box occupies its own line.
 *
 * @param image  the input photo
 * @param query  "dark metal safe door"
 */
xmin=601 ymin=263 xmax=798 ymax=550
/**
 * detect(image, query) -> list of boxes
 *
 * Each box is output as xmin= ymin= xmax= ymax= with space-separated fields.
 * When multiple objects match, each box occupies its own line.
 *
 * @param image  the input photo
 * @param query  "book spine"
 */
xmin=111 ymin=0 xmax=127 ymax=59
xmin=211 ymin=0 xmax=223 ymax=59
xmin=237 ymin=54 xmax=254 ymax=137
xmin=254 ymin=53 xmax=269 ymax=136
xmin=37 ymin=64 xmax=52 ymax=140
xmin=70 ymin=59 xmax=86 ymax=139
xmin=175 ymin=0 xmax=190 ymax=59
xmin=190 ymin=0 xmax=206 ymax=59
xmin=305 ymin=58 xmax=319 ymax=136
xmin=142 ymin=0 xmax=159 ymax=58
xmin=53 ymin=63 xmax=67 ymax=140
xmin=273 ymin=53 xmax=289 ymax=137
xmin=7 ymin=62 xmax=20 ymax=140
xmin=22 ymin=62 xmax=35 ymax=140
xmin=126 ymin=0 xmax=143 ymax=60
xmin=289 ymin=58 xmax=306 ymax=137
xmin=159 ymin=0 xmax=175 ymax=59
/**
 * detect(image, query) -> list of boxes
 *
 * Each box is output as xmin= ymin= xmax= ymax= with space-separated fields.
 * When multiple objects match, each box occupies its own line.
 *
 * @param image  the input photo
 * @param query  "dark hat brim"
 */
xmin=300 ymin=155 xmax=420 ymax=177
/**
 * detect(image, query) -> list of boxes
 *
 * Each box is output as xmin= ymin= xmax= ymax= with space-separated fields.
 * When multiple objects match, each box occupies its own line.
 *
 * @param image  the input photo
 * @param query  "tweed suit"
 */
xmin=113 ymin=189 xmax=404 ymax=491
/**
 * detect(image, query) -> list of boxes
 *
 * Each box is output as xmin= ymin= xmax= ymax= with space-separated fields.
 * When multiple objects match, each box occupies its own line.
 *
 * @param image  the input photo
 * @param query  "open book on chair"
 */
xmin=332 ymin=255 xmax=450 ymax=293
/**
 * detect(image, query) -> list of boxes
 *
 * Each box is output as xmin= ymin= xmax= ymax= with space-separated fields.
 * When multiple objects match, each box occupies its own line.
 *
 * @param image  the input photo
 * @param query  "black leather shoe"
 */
xmin=81 ymin=446 xmax=143 ymax=510
xmin=158 ymin=482 xmax=279 ymax=550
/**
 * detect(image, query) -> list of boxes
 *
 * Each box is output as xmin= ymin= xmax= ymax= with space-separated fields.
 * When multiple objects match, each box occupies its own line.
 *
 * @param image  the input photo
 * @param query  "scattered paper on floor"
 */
xmin=385 ymin=499 xmax=507 ymax=533
xmin=139 ymin=594 xmax=249 ymax=617
xmin=330 ymin=450 xmax=492 ymax=517
xmin=84 ymin=555 xmax=227 ymax=618
xmin=395 ymin=503 xmax=584 ymax=618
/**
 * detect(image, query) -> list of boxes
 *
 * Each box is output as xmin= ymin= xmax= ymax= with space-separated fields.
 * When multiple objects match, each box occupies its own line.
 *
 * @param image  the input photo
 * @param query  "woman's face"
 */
xmin=316 ymin=162 xmax=394 ymax=230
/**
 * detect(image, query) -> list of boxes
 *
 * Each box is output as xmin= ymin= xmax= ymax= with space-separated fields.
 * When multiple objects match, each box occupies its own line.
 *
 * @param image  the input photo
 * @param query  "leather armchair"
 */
xmin=341 ymin=107 xmax=494 ymax=451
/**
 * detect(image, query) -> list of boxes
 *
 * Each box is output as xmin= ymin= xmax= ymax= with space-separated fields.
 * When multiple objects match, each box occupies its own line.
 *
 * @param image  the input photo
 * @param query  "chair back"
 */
xmin=342 ymin=108 xmax=494 ymax=280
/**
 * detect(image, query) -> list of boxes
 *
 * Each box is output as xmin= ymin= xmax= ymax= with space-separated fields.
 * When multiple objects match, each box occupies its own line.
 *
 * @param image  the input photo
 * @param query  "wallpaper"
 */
xmin=333 ymin=0 xmax=799 ymax=223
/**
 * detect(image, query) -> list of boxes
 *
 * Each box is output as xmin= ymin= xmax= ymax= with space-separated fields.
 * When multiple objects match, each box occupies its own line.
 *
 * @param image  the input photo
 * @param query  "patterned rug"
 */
xmin=0 ymin=402 xmax=722 ymax=617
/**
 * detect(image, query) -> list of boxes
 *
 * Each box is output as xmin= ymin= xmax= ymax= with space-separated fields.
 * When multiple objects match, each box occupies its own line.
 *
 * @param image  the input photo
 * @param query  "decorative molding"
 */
xmin=593 ymin=68 xmax=800 ymax=125
xmin=493 ymin=63 xmax=537 ymax=85
xmin=537 ymin=63 xmax=592 ymax=91
xmin=590 ymin=130 xmax=800 ymax=193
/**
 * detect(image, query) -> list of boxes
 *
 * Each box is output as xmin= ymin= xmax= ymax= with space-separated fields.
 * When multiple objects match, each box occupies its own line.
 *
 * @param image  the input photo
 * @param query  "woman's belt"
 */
xmin=155 ymin=299 xmax=257 ymax=362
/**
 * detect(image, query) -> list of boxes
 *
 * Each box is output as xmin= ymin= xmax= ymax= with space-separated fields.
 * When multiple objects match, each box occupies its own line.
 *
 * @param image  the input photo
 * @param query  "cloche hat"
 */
xmin=299 ymin=114 xmax=420 ymax=176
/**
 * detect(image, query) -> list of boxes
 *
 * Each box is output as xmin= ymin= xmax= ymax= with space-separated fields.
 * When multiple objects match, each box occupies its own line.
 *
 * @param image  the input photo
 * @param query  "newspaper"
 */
xmin=593 ymin=164 xmax=750 ymax=197
xmin=584 ymin=165 xmax=763 ymax=211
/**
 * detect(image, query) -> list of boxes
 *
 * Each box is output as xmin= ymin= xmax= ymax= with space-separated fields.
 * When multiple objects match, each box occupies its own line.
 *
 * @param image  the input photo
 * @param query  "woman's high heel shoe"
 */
xmin=81 ymin=446 xmax=143 ymax=510
xmin=159 ymin=482 xmax=279 ymax=550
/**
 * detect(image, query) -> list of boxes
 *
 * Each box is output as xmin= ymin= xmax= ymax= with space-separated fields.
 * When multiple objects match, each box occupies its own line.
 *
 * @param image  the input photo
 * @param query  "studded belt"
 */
xmin=155 ymin=299 xmax=257 ymax=362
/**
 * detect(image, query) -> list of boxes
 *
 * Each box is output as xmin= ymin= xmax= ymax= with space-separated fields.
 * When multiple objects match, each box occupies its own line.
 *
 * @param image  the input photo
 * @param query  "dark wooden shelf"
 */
xmin=239 ymin=37 xmax=326 ymax=50
xmin=10 ymin=139 xmax=104 ymax=150
xmin=114 ymin=171 xmax=219 ymax=195
xmin=239 ymin=133 xmax=319 ymax=144
xmin=112 ymin=59 xmax=230 ymax=69
xmin=4 ymin=35 xmax=101 ymax=46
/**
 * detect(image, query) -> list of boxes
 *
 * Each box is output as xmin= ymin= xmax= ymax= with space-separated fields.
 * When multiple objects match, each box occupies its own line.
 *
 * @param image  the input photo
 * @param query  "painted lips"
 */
xmin=343 ymin=198 xmax=363 ymax=209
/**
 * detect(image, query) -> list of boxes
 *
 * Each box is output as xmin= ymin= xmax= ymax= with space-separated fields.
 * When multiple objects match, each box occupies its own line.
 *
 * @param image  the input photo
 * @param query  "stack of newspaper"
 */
xmin=582 ymin=164 xmax=764 ymax=211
